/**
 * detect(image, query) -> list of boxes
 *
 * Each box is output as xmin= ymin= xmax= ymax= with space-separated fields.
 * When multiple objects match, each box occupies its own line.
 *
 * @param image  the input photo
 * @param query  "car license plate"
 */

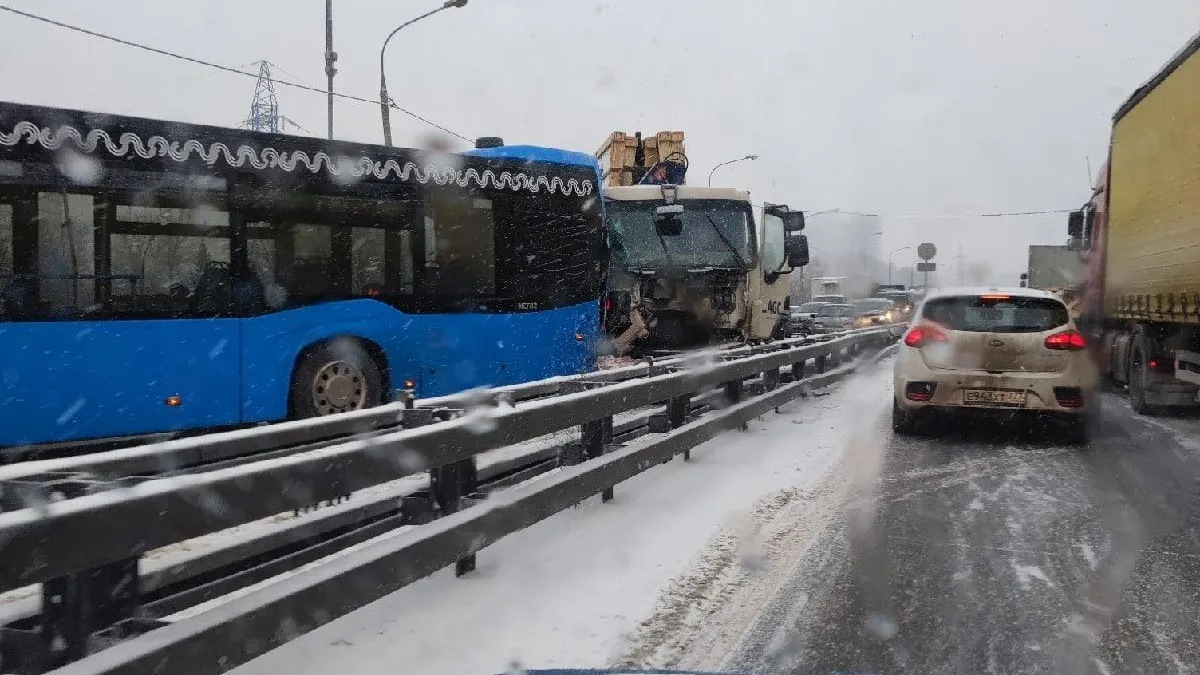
xmin=962 ymin=389 xmax=1026 ymax=406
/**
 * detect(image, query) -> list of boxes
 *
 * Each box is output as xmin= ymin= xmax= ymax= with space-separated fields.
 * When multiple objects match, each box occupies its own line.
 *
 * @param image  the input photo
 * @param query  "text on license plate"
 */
xmin=962 ymin=389 xmax=1027 ymax=406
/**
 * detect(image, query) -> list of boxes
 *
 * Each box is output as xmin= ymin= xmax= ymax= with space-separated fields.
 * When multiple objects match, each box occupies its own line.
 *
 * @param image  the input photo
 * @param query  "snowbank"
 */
xmin=230 ymin=360 xmax=893 ymax=675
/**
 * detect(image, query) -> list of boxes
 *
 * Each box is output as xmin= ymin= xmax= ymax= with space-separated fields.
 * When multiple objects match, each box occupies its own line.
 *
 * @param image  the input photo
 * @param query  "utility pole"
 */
xmin=956 ymin=245 xmax=964 ymax=285
xmin=325 ymin=0 xmax=337 ymax=139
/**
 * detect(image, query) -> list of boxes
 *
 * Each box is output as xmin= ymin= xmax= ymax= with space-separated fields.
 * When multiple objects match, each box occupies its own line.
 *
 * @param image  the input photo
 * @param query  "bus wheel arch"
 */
xmin=288 ymin=336 xmax=389 ymax=419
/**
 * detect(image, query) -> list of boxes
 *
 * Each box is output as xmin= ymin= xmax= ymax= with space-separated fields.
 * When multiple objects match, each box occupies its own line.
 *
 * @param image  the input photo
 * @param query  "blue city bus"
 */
xmin=0 ymin=101 xmax=606 ymax=449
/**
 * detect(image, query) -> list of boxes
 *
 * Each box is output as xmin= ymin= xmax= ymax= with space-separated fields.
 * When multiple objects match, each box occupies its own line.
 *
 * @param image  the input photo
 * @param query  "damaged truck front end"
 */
xmin=602 ymin=185 xmax=756 ymax=355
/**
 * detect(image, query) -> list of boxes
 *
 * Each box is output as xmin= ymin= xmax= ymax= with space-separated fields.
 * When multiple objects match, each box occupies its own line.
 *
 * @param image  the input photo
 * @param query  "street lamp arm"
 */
xmin=380 ymin=5 xmax=448 ymax=87
xmin=706 ymin=154 xmax=758 ymax=187
xmin=378 ymin=0 xmax=467 ymax=146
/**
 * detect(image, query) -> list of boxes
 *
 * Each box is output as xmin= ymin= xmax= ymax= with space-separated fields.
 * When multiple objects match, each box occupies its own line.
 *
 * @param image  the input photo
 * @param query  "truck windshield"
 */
xmin=605 ymin=199 xmax=755 ymax=270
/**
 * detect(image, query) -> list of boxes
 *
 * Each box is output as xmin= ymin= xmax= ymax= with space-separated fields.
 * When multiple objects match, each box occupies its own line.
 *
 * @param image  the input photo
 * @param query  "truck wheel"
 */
xmin=1129 ymin=332 xmax=1163 ymax=416
xmin=291 ymin=341 xmax=384 ymax=419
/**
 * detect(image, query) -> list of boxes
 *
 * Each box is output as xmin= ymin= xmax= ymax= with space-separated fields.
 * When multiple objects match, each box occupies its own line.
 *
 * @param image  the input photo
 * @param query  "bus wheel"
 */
xmin=291 ymin=342 xmax=384 ymax=418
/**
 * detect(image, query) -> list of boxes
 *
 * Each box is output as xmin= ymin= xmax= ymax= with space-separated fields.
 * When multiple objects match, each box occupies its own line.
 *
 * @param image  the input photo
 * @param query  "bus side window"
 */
xmin=352 ymin=227 xmax=385 ymax=296
xmin=0 ymin=203 xmax=11 ymax=316
xmin=247 ymin=222 xmax=336 ymax=309
xmin=109 ymin=204 xmax=231 ymax=317
xmin=422 ymin=195 xmax=496 ymax=296
xmin=38 ymin=193 xmax=96 ymax=316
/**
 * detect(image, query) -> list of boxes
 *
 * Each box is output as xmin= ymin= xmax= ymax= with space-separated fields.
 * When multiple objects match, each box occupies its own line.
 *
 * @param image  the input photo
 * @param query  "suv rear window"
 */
xmin=922 ymin=295 xmax=1069 ymax=333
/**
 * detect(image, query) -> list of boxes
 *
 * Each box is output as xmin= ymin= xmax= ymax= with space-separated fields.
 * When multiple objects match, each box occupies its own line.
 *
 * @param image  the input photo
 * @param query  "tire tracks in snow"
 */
xmin=612 ymin=364 xmax=893 ymax=672
xmin=613 ymin=474 xmax=846 ymax=671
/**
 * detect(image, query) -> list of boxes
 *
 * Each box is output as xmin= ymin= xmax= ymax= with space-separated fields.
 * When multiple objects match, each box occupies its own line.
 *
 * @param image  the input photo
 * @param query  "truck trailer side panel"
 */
xmin=1105 ymin=35 xmax=1200 ymax=324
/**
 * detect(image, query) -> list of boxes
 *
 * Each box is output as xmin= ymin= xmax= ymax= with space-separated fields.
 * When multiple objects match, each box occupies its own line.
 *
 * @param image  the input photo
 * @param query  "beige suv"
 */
xmin=893 ymin=288 xmax=1096 ymax=442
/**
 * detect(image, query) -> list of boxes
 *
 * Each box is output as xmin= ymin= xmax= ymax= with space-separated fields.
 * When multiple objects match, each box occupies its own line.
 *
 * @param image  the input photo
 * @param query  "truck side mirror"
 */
xmin=782 ymin=211 xmax=806 ymax=233
xmin=654 ymin=203 xmax=684 ymax=236
xmin=1066 ymin=210 xmax=1085 ymax=251
xmin=786 ymin=233 xmax=810 ymax=268
xmin=1067 ymin=210 xmax=1084 ymax=240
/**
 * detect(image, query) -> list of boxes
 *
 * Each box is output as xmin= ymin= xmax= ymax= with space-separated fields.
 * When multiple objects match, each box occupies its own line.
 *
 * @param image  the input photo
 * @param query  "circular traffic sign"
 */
xmin=917 ymin=242 xmax=937 ymax=261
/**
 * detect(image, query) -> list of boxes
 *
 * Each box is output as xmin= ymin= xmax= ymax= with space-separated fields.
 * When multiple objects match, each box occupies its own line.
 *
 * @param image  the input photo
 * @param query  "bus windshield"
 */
xmin=604 ymin=199 xmax=755 ymax=270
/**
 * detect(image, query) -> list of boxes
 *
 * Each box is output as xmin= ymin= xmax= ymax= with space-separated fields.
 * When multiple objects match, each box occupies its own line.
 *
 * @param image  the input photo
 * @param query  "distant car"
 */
xmin=813 ymin=303 xmax=856 ymax=333
xmin=790 ymin=301 xmax=828 ymax=334
xmin=852 ymin=298 xmax=897 ymax=327
xmin=878 ymin=290 xmax=916 ymax=320
xmin=892 ymin=288 xmax=1095 ymax=442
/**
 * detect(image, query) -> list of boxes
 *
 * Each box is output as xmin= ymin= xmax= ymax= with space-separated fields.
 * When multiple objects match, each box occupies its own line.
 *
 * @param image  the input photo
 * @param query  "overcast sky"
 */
xmin=3 ymin=0 xmax=1198 ymax=283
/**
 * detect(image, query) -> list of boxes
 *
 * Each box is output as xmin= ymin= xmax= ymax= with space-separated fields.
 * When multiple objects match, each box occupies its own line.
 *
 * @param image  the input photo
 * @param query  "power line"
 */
xmin=836 ymin=208 xmax=1077 ymax=219
xmin=0 ymin=3 xmax=471 ymax=142
xmin=758 ymin=206 xmax=1076 ymax=219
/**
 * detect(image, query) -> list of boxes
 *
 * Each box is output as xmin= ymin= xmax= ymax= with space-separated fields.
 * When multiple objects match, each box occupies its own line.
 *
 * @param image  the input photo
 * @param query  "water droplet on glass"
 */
xmin=56 ymin=150 xmax=103 ymax=185
xmin=56 ymin=398 xmax=86 ymax=425
xmin=329 ymin=156 xmax=362 ymax=186
xmin=396 ymin=448 xmax=426 ymax=473
xmin=866 ymin=611 xmax=899 ymax=640
xmin=461 ymin=387 xmax=499 ymax=435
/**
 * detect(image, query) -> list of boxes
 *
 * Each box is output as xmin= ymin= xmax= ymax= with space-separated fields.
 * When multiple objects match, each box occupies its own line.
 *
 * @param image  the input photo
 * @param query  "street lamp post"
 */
xmin=325 ymin=0 xmax=336 ymax=139
xmin=707 ymin=154 xmax=758 ymax=187
xmin=379 ymin=0 xmax=468 ymax=146
xmin=888 ymin=246 xmax=912 ymax=284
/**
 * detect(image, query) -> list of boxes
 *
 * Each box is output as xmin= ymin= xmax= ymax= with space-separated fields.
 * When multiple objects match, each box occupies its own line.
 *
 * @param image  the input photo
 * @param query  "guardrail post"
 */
xmin=402 ymin=395 xmax=476 ymax=576
xmin=666 ymin=394 xmax=693 ymax=460
xmin=562 ymin=381 xmax=617 ymax=501
xmin=581 ymin=417 xmax=615 ymax=502
xmin=724 ymin=380 xmax=749 ymax=431
xmin=0 ymin=475 xmax=144 ymax=673
xmin=40 ymin=557 xmax=141 ymax=669
xmin=762 ymin=366 xmax=781 ymax=392
xmin=791 ymin=358 xmax=806 ymax=382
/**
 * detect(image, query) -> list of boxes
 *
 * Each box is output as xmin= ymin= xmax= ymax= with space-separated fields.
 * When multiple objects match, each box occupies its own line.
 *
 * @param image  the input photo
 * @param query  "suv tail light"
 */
xmin=905 ymin=381 xmax=937 ymax=401
xmin=1045 ymin=330 xmax=1086 ymax=351
xmin=1054 ymin=386 xmax=1085 ymax=408
xmin=903 ymin=325 xmax=948 ymax=348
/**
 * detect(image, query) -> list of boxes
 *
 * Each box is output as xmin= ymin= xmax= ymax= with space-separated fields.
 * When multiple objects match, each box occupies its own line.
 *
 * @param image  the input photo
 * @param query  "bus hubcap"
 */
xmin=312 ymin=361 xmax=366 ymax=415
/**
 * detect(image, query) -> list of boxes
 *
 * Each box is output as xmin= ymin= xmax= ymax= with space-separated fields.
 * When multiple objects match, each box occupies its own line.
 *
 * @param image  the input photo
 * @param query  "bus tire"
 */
xmin=290 ymin=340 xmax=385 ymax=419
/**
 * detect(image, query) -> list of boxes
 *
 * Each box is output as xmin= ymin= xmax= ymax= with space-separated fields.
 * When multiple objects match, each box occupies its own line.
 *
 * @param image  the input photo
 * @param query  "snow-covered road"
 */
xmin=229 ymin=361 xmax=893 ymax=675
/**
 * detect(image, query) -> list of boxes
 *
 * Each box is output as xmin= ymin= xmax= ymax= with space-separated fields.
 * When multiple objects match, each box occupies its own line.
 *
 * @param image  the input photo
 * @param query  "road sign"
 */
xmin=917 ymin=262 xmax=937 ymax=272
xmin=917 ymin=243 xmax=937 ymax=261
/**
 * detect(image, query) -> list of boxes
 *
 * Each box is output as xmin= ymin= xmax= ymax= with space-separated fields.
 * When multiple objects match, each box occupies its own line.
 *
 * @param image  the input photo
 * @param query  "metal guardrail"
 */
xmin=0 ymin=328 xmax=892 ymax=675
